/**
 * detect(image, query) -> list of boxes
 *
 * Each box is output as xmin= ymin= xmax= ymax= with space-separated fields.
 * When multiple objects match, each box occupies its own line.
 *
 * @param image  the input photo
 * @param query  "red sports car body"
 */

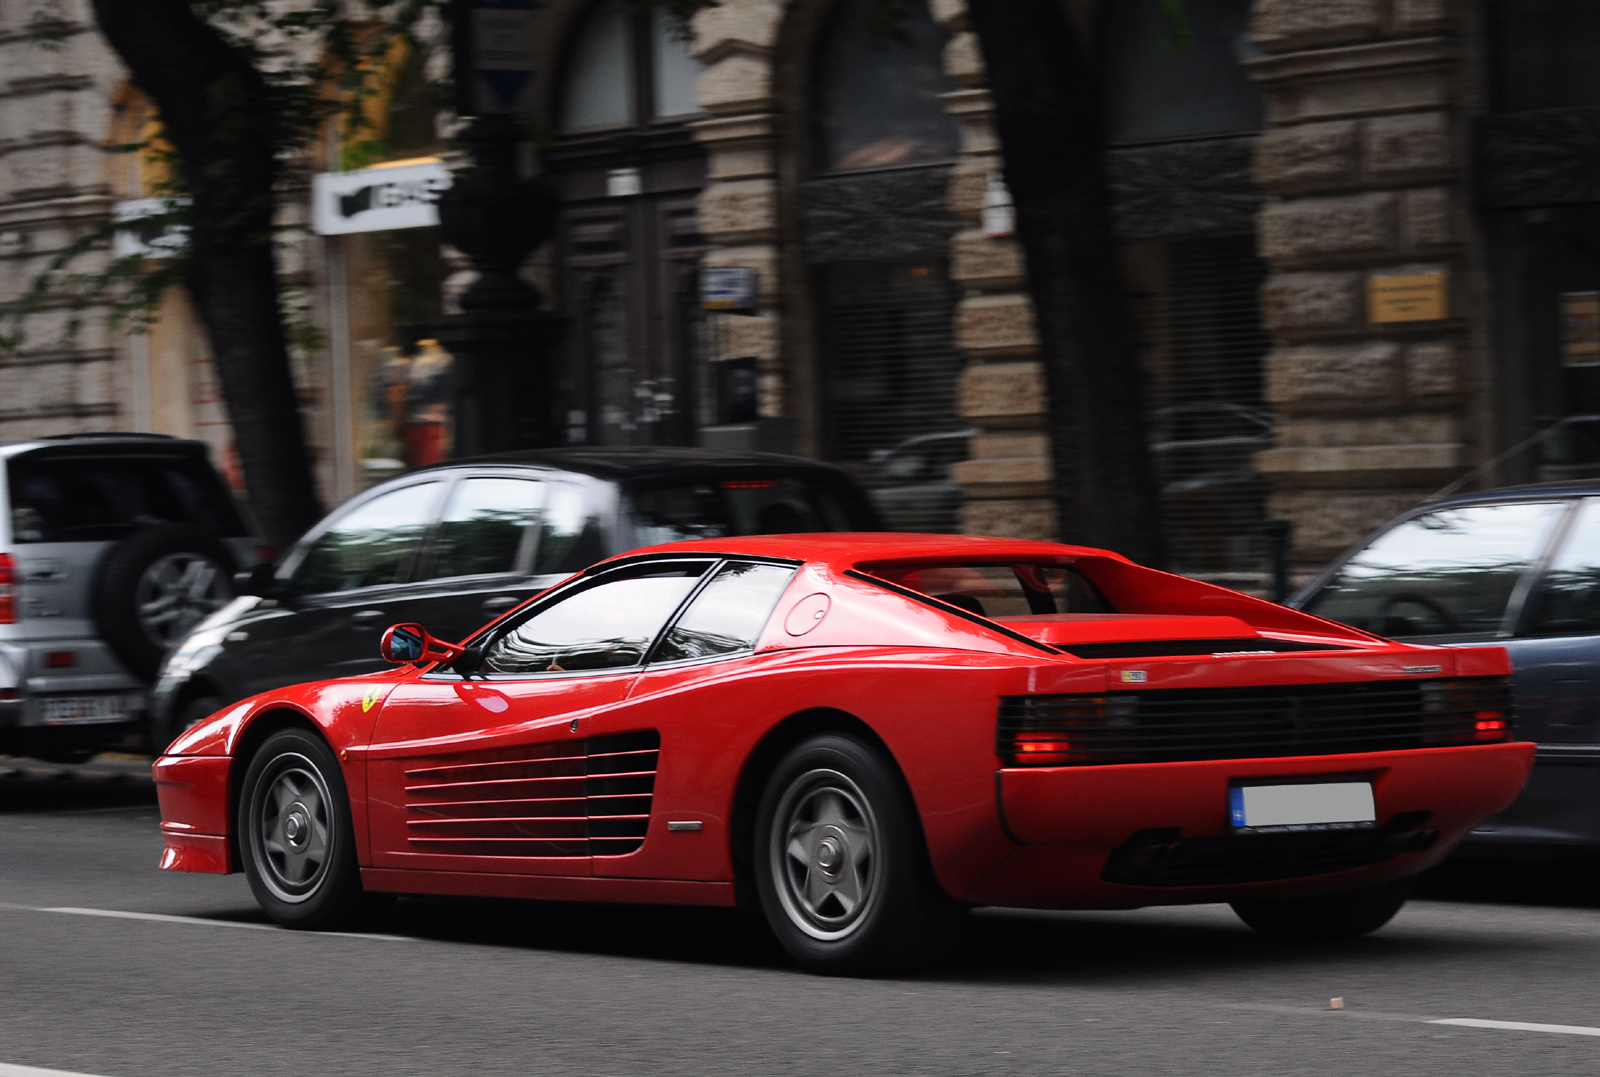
xmin=154 ymin=534 xmax=1533 ymax=971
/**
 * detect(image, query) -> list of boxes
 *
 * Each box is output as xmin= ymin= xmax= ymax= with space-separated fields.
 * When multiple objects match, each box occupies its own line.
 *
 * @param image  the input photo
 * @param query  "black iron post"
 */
xmin=434 ymin=4 xmax=564 ymax=455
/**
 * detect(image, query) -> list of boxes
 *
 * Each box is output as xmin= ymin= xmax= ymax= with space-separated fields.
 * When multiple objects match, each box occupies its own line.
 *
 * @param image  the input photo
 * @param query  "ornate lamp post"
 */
xmin=434 ymin=0 xmax=564 ymax=455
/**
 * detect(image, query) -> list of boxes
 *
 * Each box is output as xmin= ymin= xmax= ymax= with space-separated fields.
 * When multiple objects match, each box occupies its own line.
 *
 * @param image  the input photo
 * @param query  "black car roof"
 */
xmin=1418 ymin=479 xmax=1600 ymax=510
xmin=437 ymin=446 xmax=857 ymax=483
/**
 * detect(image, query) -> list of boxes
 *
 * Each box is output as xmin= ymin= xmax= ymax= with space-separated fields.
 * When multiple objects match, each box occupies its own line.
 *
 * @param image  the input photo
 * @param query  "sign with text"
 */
xmin=701 ymin=267 xmax=758 ymax=313
xmin=1368 ymin=272 xmax=1449 ymax=323
xmin=1562 ymin=291 xmax=1600 ymax=367
xmin=464 ymin=0 xmax=539 ymax=115
xmin=312 ymin=159 xmax=452 ymax=235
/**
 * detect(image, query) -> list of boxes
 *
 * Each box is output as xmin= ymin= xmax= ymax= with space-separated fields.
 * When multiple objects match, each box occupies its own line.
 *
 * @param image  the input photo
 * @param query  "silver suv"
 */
xmin=0 ymin=434 xmax=264 ymax=761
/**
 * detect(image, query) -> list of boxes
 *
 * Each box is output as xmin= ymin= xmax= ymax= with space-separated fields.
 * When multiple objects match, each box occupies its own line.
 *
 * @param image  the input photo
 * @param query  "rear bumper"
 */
xmin=153 ymin=753 xmax=234 ymax=874
xmin=970 ymin=742 xmax=1535 ymax=907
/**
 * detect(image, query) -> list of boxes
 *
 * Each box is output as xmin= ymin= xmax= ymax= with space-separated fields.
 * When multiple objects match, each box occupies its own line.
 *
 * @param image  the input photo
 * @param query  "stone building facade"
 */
xmin=6 ymin=0 xmax=1599 ymax=585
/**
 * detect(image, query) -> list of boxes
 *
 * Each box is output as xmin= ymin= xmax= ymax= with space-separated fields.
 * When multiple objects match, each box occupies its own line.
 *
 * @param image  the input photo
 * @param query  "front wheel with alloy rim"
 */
xmin=754 ymin=734 xmax=965 ymax=974
xmin=237 ymin=728 xmax=364 ymax=929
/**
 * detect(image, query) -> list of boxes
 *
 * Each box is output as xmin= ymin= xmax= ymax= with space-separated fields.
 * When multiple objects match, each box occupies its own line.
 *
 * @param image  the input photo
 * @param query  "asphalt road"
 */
xmin=4 ymin=760 xmax=1600 ymax=1077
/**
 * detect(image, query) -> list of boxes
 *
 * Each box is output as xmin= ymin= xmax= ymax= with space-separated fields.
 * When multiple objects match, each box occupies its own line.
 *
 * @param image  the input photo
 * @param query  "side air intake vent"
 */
xmin=403 ymin=730 xmax=661 ymax=857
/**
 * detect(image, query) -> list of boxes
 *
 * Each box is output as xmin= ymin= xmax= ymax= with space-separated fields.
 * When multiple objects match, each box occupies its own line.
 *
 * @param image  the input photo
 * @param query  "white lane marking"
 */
xmin=39 ymin=906 xmax=410 ymax=942
xmin=0 ymin=1063 xmax=113 ymax=1077
xmin=1430 ymin=1018 xmax=1600 ymax=1038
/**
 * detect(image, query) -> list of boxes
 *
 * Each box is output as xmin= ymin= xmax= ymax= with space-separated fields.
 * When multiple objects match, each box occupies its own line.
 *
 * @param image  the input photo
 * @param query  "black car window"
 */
xmin=630 ymin=477 xmax=863 ymax=546
xmin=483 ymin=561 xmax=710 ymax=674
xmin=1303 ymin=501 xmax=1566 ymax=637
xmin=533 ymin=483 xmax=605 ymax=575
xmin=424 ymin=477 xmax=543 ymax=580
xmin=293 ymin=482 xmax=442 ymax=594
xmin=7 ymin=454 xmax=248 ymax=543
xmin=1526 ymin=499 xmax=1600 ymax=635
xmin=653 ymin=561 xmax=797 ymax=662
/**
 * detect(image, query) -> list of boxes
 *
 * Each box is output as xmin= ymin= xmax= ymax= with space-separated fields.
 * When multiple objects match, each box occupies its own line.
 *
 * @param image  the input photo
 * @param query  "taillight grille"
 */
xmin=998 ymin=677 xmax=1514 ymax=766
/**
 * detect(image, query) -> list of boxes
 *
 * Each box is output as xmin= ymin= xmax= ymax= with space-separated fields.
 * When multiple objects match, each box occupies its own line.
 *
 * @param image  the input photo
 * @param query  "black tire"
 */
xmin=151 ymin=694 xmax=222 ymax=756
xmin=94 ymin=523 xmax=236 ymax=680
xmin=1231 ymin=875 xmax=1416 ymax=941
xmin=237 ymin=728 xmax=364 ymax=929
xmin=754 ymin=734 xmax=965 ymax=974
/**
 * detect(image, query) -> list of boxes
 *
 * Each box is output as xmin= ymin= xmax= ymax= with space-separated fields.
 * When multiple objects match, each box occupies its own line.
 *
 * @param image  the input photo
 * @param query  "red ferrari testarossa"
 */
xmin=155 ymin=534 xmax=1533 ymax=972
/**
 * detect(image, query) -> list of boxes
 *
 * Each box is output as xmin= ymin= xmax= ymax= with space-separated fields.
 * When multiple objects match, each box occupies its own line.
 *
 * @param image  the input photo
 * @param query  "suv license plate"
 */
xmin=1229 ymin=781 xmax=1375 ymax=831
xmin=40 ymin=696 xmax=128 ymax=726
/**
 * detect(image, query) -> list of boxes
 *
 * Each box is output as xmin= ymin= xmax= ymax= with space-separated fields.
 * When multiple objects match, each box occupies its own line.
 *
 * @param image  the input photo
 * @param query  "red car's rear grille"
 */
xmin=998 ymin=677 xmax=1513 ymax=766
xmin=403 ymin=730 xmax=659 ymax=856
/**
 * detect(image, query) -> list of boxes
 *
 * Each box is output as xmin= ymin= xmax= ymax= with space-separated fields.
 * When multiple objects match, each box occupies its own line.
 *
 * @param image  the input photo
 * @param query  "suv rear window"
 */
xmin=629 ymin=477 xmax=875 ymax=545
xmin=7 ymin=454 xmax=248 ymax=543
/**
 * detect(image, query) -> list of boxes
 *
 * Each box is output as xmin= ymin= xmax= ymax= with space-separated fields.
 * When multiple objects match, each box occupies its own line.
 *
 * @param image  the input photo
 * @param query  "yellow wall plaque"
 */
xmin=1367 ymin=272 xmax=1449 ymax=323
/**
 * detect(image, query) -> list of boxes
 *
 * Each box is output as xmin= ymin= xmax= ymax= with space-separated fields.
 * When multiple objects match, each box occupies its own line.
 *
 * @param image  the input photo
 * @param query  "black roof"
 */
xmin=440 ymin=446 xmax=856 ymax=483
xmin=1419 ymin=478 xmax=1600 ymax=509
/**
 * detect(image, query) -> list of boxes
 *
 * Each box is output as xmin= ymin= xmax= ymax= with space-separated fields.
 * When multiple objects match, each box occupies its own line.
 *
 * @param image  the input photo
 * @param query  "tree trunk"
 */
xmin=90 ymin=0 xmax=324 ymax=552
xmin=963 ymin=0 xmax=1165 ymax=567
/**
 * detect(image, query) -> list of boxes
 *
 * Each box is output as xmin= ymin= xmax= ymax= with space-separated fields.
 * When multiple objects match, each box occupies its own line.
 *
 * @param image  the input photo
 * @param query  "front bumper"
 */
xmin=153 ymin=754 xmax=234 ymax=874
xmin=969 ymin=742 xmax=1535 ymax=907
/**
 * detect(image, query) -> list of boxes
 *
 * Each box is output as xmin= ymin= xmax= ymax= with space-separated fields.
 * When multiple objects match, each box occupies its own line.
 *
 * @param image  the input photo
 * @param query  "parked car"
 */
xmin=1292 ymin=481 xmax=1600 ymax=857
xmin=150 ymin=447 xmax=883 ymax=750
xmin=153 ymin=533 xmax=1530 ymax=972
xmin=866 ymin=428 xmax=974 ymax=532
xmin=0 ymin=433 xmax=264 ymax=762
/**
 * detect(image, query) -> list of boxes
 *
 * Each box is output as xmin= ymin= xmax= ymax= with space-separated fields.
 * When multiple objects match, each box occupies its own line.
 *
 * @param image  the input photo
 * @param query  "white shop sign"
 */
xmin=312 ymin=158 xmax=453 ymax=236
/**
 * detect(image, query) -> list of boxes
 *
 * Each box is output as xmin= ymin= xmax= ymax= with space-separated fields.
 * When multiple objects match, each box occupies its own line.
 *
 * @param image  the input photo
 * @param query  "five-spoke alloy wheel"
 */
xmin=238 ymin=728 xmax=364 ymax=928
xmin=755 ymin=734 xmax=965 ymax=974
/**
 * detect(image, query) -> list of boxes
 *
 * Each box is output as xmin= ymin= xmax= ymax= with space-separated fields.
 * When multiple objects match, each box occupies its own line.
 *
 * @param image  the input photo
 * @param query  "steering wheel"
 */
xmin=1373 ymin=593 xmax=1455 ymax=636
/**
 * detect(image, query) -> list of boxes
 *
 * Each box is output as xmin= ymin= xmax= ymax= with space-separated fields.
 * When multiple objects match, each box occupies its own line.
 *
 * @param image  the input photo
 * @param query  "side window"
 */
xmin=424 ymin=477 xmax=543 ymax=580
xmin=533 ymin=483 xmax=605 ymax=575
xmin=293 ymin=482 xmax=442 ymax=594
xmin=653 ymin=562 xmax=797 ymax=663
xmin=483 ymin=561 xmax=709 ymax=674
xmin=1303 ymin=501 xmax=1567 ymax=637
xmin=1528 ymin=500 xmax=1600 ymax=635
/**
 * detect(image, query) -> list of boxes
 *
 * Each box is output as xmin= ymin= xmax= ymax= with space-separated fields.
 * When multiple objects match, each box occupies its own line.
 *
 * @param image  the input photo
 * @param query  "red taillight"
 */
xmin=1014 ymin=736 xmax=1074 ymax=765
xmin=1473 ymin=711 xmax=1510 ymax=742
xmin=720 ymin=480 xmax=776 ymax=490
xmin=0 ymin=552 xmax=14 ymax=624
xmin=257 ymin=545 xmax=277 ymax=564
xmin=46 ymin=651 xmax=75 ymax=668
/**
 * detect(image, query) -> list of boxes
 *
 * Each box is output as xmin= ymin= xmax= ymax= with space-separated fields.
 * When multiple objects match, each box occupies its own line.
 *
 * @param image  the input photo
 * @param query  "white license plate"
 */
xmin=1229 ymin=781 xmax=1375 ymax=830
xmin=40 ymin=695 xmax=128 ymax=726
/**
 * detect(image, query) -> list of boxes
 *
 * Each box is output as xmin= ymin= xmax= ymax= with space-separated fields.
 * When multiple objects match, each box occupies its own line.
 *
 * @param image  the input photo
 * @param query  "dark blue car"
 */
xmin=1293 ymin=483 xmax=1600 ymax=857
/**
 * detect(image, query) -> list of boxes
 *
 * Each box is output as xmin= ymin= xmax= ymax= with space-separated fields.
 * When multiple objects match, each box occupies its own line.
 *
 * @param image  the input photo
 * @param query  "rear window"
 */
xmin=861 ymin=562 xmax=1113 ymax=618
xmin=7 ymin=454 xmax=248 ymax=543
xmin=628 ymin=477 xmax=875 ymax=545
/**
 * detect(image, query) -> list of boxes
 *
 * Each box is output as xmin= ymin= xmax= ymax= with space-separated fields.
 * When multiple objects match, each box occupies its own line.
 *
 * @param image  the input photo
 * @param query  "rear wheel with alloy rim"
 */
xmin=755 ymin=734 xmax=965 ymax=974
xmin=238 ymin=728 xmax=364 ymax=929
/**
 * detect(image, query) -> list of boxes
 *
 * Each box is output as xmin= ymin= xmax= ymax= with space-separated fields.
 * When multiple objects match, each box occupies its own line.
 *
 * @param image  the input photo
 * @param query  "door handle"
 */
xmin=481 ymin=595 xmax=520 ymax=617
xmin=350 ymin=609 xmax=387 ymax=631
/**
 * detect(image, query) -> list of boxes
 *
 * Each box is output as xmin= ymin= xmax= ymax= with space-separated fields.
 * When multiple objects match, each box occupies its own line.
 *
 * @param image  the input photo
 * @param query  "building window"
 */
xmin=1491 ymin=0 xmax=1600 ymax=111
xmin=558 ymin=2 xmax=705 ymax=132
xmin=1100 ymin=0 xmax=1262 ymax=145
xmin=811 ymin=0 xmax=960 ymax=173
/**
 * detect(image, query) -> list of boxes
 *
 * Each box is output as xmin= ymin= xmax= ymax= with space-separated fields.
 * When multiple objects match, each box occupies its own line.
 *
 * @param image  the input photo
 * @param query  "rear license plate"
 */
xmin=40 ymin=695 xmax=128 ymax=726
xmin=1229 ymin=781 xmax=1375 ymax=831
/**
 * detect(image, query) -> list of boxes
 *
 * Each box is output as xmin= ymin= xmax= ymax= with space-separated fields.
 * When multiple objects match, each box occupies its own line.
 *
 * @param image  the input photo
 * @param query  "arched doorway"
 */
xmin=547 ymin=2 xmax=708 ymax=446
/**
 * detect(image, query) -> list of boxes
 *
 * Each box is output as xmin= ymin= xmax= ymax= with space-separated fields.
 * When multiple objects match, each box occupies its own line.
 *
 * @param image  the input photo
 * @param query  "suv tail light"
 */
xmin=0 ymin=553 xmax=14 ymax=624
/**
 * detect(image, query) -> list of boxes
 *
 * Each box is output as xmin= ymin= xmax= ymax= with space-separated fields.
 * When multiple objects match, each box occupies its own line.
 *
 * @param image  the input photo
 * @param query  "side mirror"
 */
xmin=380 ymin=623 xmax=464 ymax=665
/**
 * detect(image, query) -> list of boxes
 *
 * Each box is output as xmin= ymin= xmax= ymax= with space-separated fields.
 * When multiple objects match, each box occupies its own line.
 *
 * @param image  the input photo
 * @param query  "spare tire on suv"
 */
xmin=93 ymin=523 xmax=237 ymax=680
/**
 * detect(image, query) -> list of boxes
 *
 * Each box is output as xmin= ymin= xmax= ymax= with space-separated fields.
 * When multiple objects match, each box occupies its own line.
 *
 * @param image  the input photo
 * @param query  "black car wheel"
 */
xmin=1231 ymin=875 xmax=1416 ymax=941
xmin=238 ymin=728 xmax=364 ymax=929
xmin=94 ymin=523 xmax=235 ymax=680
xmin=754 ymin=734 xmax=964 ymax=974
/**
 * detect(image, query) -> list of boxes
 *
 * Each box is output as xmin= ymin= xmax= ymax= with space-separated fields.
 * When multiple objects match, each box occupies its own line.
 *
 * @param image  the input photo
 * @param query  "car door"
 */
xmin=1490 ymin=497 xmax=1600 ymax=843
xmin=227 ymin=479 xmax=447 ymax=697
xmin=364 ymin=558 xmax=716 ymax=877
xmin=588 ymin=559 xmax=799 ymax=880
